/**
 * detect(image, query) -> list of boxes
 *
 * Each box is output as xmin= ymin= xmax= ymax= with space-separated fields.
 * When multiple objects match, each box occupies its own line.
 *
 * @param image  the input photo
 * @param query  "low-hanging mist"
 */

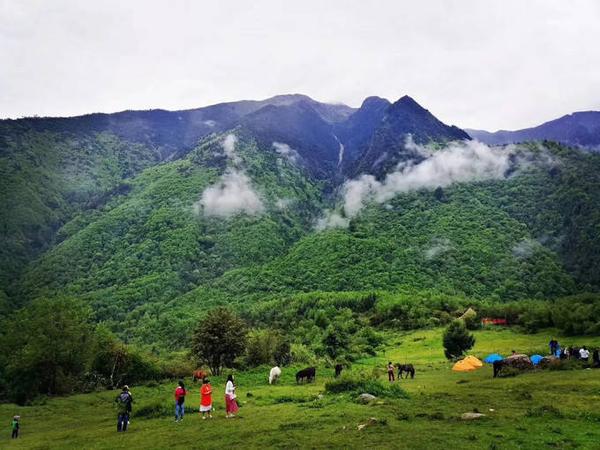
xmin=318 ymin=139 xmax=525 ymax=229
xmin=195 ymin=134 xmax=265 ymax=218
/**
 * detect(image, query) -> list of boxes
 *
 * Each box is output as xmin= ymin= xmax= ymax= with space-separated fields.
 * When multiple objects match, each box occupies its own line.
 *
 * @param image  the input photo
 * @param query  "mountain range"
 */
xmin=2 ymin=94 xmax=600 ymax=348
xmin=467 ymin=111 xmax=600 ymax=150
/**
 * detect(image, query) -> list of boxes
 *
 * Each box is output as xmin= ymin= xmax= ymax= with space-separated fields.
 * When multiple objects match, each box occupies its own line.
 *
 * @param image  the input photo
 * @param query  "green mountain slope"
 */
xmin=0 ymin=125 xmax=161 ymax=297
xmin=3 ymin=97 xmax=600 ymax=351
xmin=17 ymin=132 xmax=322 ymax=327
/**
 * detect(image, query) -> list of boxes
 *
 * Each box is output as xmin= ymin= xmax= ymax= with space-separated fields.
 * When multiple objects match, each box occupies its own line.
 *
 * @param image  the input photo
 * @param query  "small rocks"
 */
xmin=358 ymin=393 xmax=377 ymax=404
xmin=461 ymin=412 xmax=486 ymax=420
xmin=357 ymin=417 xmax=379 ymax=430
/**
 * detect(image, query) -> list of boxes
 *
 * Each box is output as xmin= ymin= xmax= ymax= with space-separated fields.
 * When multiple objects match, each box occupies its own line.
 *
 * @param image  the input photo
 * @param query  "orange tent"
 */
xmin=463 ymin=355 xmax=483 ymax=368
xmin=452 ymin=358 xmax=479 ymax=372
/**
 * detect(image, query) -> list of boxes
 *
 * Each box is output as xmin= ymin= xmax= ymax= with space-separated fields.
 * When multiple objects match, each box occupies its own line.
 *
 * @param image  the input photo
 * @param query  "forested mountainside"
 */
xmin=2 ymin=94 xmax=600 ymax=348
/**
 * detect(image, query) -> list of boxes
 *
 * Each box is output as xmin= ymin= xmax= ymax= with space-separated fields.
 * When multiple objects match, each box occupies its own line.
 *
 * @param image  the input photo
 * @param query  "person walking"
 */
xmin=115 ymin=385 xmax=133 ymax=432
xmin=224 ymin=375 xmax=239 ymax=418
xmin=387 ymin=362 xmax=395 ymax=382
xmin=200 ymin=378 xmax=213 ymax=419
xmin=580 ymin=346 xmax=590 ymax=362
xmin=174 ymin=380 xmax=187 ymax=423
xmin=11 ymin=415 xmax=20 ymax=439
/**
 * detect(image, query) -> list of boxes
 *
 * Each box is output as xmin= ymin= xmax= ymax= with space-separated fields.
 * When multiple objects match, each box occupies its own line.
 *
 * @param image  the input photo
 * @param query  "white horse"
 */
xmin=269 ymin=366 xmax=282 ymax=385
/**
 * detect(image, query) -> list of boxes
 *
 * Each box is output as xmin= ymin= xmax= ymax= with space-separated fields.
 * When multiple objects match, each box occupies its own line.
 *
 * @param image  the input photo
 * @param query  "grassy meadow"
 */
xmin=2 ymin=327 xmax=600 ymax=450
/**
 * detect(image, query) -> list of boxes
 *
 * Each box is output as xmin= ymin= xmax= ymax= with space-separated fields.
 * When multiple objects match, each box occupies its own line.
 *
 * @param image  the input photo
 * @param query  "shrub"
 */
xmin=324 ymin=372 xmax=408 ymax=399
xmin=244 ymin=329 xmax=291 ymax=367
xmin=443 ymin=320 xmax=475 ymax=360
xmin=290 ymin=343 xmax=317 ymax=365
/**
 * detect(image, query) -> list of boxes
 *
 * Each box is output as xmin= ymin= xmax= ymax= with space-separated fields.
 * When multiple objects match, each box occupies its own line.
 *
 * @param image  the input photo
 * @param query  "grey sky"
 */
xmin=1 ymin=0 xmax=599 ymax=130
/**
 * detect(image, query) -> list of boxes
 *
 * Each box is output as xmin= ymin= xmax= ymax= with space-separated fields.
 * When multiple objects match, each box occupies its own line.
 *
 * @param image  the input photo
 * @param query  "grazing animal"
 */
xmin=269 ymin=366 xmax=282 ymax=385
xmin=493 ymin=354 xmax=533 ymax=377
xmin=334 ymin=364 xmax=343 ymax=378
xmin=192 ymin=370 xmax=208 ymax=382
xmin=396 ymin=364 xmax=415 ymax=379
xmin=296 ymin=367 xmax=316 ymax=384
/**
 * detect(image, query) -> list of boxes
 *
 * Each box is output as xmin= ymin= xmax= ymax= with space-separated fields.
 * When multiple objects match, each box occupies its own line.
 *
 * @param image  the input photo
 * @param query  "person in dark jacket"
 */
xmin=115 ymin=385 xmax=133 ymax=432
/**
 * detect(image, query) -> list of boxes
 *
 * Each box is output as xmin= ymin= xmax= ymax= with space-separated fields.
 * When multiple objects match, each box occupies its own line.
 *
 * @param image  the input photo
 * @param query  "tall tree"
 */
xmin=0 ymin=297 xmax=94 ymax=403
xmin=442 ymin=320 xmax=475 ymax=360
xmin=191 ymin=308 xmax=246 ymax=375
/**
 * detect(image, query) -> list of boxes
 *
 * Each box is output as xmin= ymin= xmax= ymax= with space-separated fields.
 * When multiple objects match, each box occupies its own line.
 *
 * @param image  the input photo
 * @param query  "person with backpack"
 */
xmin=115 ymin=385 xmax=133 ymax=432
xmin=11 ymin=415 xmax=20 ymax=439
xmin=174 ymin=380 xmax=187 ymax=423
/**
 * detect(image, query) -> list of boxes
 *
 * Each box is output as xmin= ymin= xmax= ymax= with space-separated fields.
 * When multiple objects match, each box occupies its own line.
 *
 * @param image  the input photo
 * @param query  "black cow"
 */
xmin=296 ymin=367 xmax=316 ymax=383
xmin=334 ymin=364 xmax=343 ymax=378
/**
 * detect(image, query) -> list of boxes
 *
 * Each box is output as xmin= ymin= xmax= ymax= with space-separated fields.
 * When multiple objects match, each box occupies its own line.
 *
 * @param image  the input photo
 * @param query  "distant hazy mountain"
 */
xmin=467 ymin=111 xmax=600 ymax=150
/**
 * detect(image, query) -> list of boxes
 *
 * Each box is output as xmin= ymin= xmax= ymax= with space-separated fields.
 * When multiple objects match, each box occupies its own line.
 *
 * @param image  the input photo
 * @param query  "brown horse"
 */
xmin=192 ymin=369 xmax=208 ymax=382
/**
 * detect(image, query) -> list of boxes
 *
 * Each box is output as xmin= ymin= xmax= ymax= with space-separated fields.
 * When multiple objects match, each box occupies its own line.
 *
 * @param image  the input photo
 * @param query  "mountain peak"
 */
xmin=392 ymin=95 xmax=426 ymax=112
xmin=360 ymin=96 xmax=391 ymax=109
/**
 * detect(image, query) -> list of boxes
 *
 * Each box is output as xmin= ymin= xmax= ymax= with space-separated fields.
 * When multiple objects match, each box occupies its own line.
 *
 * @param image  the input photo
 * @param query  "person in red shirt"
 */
xmin=174 ymin=380 xmax=187 ymax=423
xmin=200 ymin=378 xmax=213 ymax=419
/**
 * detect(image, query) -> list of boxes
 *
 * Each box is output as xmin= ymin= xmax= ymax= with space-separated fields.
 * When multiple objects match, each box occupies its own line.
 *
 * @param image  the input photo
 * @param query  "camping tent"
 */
xmin=484 ymin=353 xmax=503 ymax=363
xmin=452 ymin=359 xmax=478 ymax=372
xmin=459 ymin=307 xmax=477 ymax=321
xmin=530 ymin=354 xmax=544 ymax=365
xmin=463 ymin=355 xmax=483 ymax=368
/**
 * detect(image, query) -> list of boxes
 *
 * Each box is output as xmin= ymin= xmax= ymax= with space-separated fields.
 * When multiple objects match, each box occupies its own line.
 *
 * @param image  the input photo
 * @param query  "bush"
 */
xmin=324 ymin=372 xmax=408 ymax=399
xmin=443 ymin=320 xmax=475 ymax=360
xmin=243 ymin=329 xmax=291 ymax=367
xmin=290 ymin=343 xmax=317 ymax=365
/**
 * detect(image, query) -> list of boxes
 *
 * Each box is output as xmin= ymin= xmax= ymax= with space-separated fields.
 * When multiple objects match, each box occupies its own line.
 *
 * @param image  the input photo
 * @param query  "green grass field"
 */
xmin=2 ymin=327 xmax=600 ymax=449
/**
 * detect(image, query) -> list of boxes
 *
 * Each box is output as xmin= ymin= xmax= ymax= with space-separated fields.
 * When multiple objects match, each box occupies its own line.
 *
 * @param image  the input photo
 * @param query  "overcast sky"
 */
xmin=1 ymin=0 xmax=599 ymax=130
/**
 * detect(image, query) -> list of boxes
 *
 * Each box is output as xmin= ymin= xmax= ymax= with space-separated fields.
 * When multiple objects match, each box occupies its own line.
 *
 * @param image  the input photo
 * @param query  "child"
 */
xmin=11 ymin=415 xmax=20 ymax=439
xmin=200 ymin=378 xmax=213 ymax=419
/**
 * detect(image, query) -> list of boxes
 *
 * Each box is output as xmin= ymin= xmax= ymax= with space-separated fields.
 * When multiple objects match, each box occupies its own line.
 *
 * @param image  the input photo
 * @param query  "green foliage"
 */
xmin=0 ymin=297 xmax=95 ymax=403
xmin=324 ymin=372 xmax=408 ymax=398
xmin=90 ymin=326 xmax=162 ymax=389
xmin=442 ymin=320 xmax=475 ymax=360
xmin=191 ymin=307 xmax=247 ymax=375
xmin=243 ymin=329 xmax=291 ymax=367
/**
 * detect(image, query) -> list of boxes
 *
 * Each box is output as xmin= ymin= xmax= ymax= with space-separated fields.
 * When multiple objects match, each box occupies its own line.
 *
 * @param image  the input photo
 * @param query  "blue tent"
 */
xmin=484 ymin=353 xmax=503 ymax=363
xmin=530 ymin=354 xmax=544 ymax=365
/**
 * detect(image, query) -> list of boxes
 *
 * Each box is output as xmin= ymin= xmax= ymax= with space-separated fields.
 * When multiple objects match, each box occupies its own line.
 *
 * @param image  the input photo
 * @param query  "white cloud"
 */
xmin=195 ymin=133 xmax=264 ymax=218
xmin=512 ymin=238 xmax=539 ymax=259
xmin=341 ymin=139 xmax=515 ymax=220
xmin=315 ymin=210 xmax=350 ymax=231
xmin=275 ymin=198 xmax=293 ymax=209
xmin=199 ymin=169 xmax=264 ymax=218
xmin=222 ymin=134 xmax=241 ymax=165
xmin=424 ymin=238 xmax=452 ymax=260
xmin=273 ymin=142 xmax=300 ymax=163
xmin=316 ymin=138 xmax=533 ymax=230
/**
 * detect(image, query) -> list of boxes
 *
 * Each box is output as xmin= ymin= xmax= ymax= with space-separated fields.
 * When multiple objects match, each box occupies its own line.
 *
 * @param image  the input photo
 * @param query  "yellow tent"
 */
xmin=452 ymin=358 xmax=478 ymax=372
xmin=463 ymin=355 xmax=483 ymax=368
